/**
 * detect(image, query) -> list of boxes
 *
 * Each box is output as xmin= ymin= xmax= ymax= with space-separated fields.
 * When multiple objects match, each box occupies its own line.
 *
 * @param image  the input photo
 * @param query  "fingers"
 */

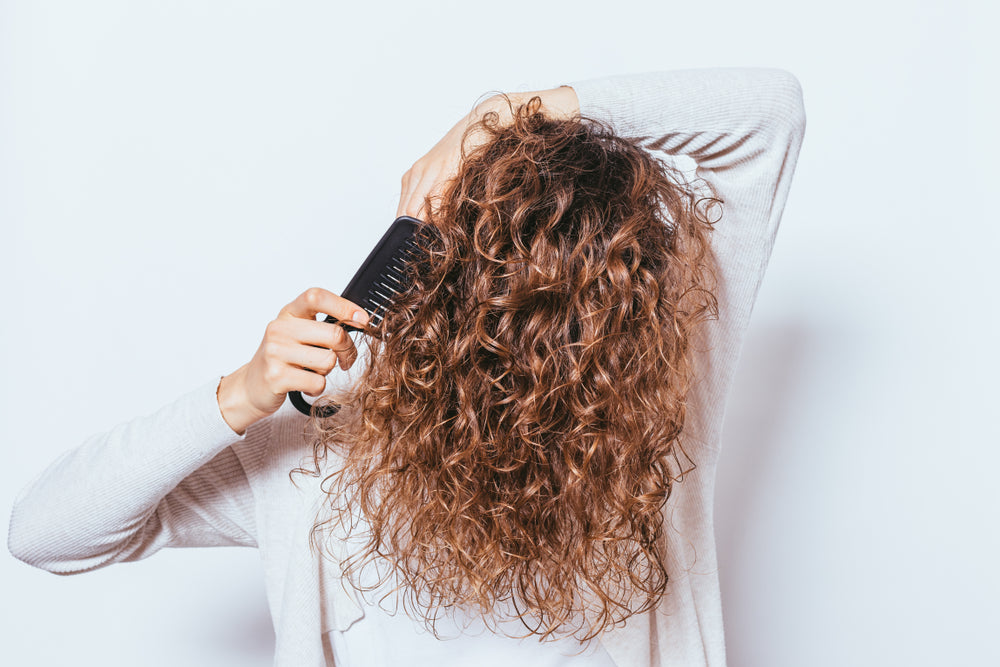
xmin=397 ymin=126 xmax=465 ymax=221
xmin=279 ymin=338 xmax=351 ymax=377
xmin=273 ymin=287 xmax=369 ymax=374
xmin=273 ymin=316 xmax=360 ymax=371
xmin=408 ymin=175 xmax=432 ymax=220
xmin=283 ymin=366 xmax=330 ymax=397
xmin=398 ymin=168 xmax=447 ymax=221
xmin=279 ymin=287 xmax=370 ymax=328
xmin=397 ymin=171 xmax=415 ymax=219
xmin=398 ymin=168 xmax=431 ymax=220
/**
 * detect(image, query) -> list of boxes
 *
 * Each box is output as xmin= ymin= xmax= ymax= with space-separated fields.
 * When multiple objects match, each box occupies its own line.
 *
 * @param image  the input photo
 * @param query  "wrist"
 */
xmin=217 ymin=367 xmax=268 ymax=436
xmin=475 ymin=86 xmax=579 ymax=123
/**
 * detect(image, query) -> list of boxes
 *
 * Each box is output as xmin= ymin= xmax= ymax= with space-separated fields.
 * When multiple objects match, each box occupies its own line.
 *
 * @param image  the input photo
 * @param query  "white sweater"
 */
xmin=7 ymin=67 xmax=806 ymax=667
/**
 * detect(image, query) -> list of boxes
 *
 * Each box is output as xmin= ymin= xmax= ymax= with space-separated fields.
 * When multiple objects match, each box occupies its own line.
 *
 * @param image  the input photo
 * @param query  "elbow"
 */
xmin=8 ymin=502 xmax=63 ymax=574
xmin=769 ymin=69 xmax=807 ymax=140
xmin=7 ymin=504 xmax=56 ymax=573
xmin=7 ymin=501 xmax=111 ymax=576
xmin=742 ymin=68 xmax=807 ymax=150
xmin=8 ymin=529 xmax=112 ymax=576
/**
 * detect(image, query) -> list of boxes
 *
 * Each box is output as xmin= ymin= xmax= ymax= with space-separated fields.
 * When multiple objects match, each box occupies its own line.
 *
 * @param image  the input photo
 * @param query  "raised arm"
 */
xmin=7 ymin=376 xmax=261 ymax=575
xmin=564 ymin=67 xmax=807 ymax=334
xmin=398 ymin=69 xmax=805 ymax=333
xmin=388 ymin=68 xmax=804 ymax=453
xmin=562 ymin=67 xmax=806 ymax=440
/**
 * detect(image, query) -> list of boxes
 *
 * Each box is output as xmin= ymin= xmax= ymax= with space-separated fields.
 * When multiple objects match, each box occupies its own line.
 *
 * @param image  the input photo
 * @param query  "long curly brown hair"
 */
xmin=292 ymin=94 xmax=721 ymax=643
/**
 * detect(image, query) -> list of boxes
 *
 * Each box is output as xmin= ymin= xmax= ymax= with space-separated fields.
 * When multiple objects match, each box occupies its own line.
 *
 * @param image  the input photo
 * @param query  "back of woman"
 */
xmin=8 ymin=67 xmax=806 ymax=667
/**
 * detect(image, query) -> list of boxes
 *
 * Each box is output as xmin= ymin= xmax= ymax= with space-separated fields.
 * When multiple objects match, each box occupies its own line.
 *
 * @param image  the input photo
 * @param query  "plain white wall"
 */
xmin=2 ymin=1 xmax=996 ymax=665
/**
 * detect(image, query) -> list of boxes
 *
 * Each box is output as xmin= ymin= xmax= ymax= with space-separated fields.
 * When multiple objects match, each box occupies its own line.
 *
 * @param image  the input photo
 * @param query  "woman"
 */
xmin=8 ymin=67 xmax=806 ymax=667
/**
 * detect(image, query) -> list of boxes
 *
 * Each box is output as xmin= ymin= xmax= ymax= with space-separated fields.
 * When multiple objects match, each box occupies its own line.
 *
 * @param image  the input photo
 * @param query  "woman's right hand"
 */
xmin=216 ymin=287 xmax=371 ymax=435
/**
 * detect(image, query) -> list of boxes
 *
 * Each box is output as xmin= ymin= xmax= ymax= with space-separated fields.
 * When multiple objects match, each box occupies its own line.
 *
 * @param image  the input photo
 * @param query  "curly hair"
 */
xmin=292 ymin=94 xmax=721 ymax=643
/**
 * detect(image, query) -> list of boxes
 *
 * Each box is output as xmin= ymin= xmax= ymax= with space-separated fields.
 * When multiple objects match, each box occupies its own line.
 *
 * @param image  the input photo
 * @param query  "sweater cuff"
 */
xmin=128 ymin=374 xmax=252 ymax=486
xmin=174 ymin=375 xmax=249 ymax=460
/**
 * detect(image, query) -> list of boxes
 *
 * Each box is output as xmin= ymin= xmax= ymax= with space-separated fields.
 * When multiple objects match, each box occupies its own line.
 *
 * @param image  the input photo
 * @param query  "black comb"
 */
xmin=288 ymin=215 xmax=425 ymax=417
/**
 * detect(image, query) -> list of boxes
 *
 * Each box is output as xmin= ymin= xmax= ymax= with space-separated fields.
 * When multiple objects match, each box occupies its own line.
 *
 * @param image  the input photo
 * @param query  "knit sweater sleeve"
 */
xmin=6 ymin=375 xmax=263 ymax=575
xmin=563 ymin=68 xmax=807 ymax=436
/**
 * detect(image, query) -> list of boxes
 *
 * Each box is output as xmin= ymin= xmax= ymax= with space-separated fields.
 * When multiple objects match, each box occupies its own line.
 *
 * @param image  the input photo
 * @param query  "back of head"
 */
xmin=300 ymin=95 xmax=721 ymax=642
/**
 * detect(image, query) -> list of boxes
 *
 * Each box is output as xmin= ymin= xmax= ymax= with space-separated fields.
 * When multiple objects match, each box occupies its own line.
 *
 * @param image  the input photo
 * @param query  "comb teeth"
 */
xmin=351 ymin=228 xmax=424 ymax=326
xmin=288 ymin=216 xmax=428 ymax=417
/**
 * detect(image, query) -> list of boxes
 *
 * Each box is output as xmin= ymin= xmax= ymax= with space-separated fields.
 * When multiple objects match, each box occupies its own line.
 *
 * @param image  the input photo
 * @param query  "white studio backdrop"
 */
xmin=1 ymin=1 xmax=997 ymax=665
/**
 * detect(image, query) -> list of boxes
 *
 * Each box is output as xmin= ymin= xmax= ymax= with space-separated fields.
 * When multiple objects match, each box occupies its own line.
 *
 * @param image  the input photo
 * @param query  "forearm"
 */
xmin=564 ymin=67 xmax=805 ymax=169
xmin=8 ymin=376 xmax=251 ymax=573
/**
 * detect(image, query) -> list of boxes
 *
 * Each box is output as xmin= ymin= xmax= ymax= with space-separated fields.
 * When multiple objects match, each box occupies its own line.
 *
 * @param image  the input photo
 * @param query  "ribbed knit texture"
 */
xmin=7 ymin=67 xmax=806 ymax=667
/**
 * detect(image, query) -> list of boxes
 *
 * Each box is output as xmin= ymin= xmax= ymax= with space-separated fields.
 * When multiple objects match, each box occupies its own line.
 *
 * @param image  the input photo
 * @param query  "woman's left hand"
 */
xmin=395 ymin=99 xmax=500 ymax=221
xmin=395 ymin=86 xmax=580 ymax=221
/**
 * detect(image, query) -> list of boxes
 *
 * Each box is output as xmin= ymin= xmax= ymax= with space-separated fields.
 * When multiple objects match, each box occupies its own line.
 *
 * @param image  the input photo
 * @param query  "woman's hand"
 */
xmin=395 ymin=86 xmax=580 ymax=221
xmin=217 ymin=287 xmax=370 ymax=435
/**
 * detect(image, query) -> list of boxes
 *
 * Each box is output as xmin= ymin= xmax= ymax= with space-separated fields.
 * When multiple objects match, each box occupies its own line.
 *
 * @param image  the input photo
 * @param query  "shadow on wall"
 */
xmin=220 ymin=599 xmax=276 ymax=659
xmin=186 ymin=576 xmax=276 ymax=663
xmin=714 ymin=316 xmax=815 ymax=666
xmin=716 ymin=319 xmax=813 ymax=551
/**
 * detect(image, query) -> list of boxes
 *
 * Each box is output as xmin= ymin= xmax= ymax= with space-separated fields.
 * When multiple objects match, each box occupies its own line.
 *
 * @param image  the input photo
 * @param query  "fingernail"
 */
xmin=354 ymin=310 xmax=369 ymax=325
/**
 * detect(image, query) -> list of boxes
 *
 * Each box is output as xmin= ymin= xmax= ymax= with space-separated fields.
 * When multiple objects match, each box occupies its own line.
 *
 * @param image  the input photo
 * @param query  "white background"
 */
xmin=2 ymin=1 xmax=997 ymax=665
